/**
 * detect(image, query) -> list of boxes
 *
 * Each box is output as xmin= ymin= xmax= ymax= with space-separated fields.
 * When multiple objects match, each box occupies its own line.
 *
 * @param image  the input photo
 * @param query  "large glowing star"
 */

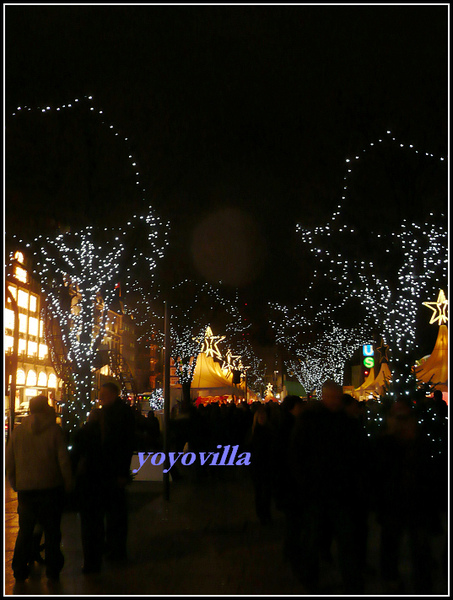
xmin=193 ymin=326 xmax=225 ymax=360
xmin=422 ymin=290 xmax=448 ymax=325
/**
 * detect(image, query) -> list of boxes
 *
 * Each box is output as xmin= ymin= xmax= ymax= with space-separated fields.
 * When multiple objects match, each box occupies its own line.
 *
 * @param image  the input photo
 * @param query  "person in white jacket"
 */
xmin=6 ymin=395 xmax=73 ymax=583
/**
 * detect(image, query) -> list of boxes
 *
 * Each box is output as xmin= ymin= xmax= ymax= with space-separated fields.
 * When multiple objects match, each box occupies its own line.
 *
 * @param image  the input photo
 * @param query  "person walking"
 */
xmin=290 ymin=380 xmax=367 ymax=594
xmin=250 ymin=404 xmax=275 ymax=525
xmin=70 ymin=407 xmax=106 ymax=574
xmin=99 ymin=382 xmax=136 ymax=563
xmin=6 ymin=395 xmax=73 ymax=584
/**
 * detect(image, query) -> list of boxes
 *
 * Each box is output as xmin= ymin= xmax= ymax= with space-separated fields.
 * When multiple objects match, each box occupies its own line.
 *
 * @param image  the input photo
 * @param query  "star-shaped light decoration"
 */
xmin=422 ymin=289 xmax=448 ymax=325
xmin=222 ymin=349 xmax=242 ymax=375
xmin=376 ymin=338 xmax=390 ymax=364
xmin=265 ymin=383 xmax=274 ymax=398
xmin=193 ymin=326 xmax=225 ymax=360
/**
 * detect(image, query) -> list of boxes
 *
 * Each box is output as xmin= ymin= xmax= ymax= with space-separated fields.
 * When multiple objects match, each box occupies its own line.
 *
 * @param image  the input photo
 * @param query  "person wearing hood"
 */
xmin=6 ymin=395 xmax=73 ymax=584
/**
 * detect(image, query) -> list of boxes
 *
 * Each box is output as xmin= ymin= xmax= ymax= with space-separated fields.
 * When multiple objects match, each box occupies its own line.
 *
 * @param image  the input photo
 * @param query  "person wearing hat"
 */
xmin=6 ymin=395 xmax=73 ymax=584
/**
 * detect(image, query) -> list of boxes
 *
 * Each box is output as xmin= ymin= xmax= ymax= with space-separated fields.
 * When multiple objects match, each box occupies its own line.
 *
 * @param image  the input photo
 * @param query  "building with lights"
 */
xmin=5 ymin=250 xmax=142 ymax=430
xmin=5 ymin=251 xmax=61 ymax=418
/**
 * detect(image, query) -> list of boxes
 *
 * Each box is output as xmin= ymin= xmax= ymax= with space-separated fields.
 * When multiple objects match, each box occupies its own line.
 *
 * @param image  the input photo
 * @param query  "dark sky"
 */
xmin=5 ymin=5 xmax=448 ymax=347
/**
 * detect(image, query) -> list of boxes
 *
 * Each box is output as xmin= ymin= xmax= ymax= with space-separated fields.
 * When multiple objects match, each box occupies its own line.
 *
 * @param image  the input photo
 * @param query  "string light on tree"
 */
xmin=293 ymin=133 xmax=447 ymax=389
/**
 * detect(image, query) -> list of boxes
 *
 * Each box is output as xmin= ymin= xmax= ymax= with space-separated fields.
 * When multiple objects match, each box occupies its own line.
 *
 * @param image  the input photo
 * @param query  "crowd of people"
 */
xmin=6 ymin=381 xmax=448 ymax=594
xmin=245 ymin=385 xmax=448 ymax=594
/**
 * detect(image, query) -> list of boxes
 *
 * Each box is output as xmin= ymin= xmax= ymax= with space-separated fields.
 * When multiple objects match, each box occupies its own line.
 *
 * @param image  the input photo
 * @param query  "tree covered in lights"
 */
xmin=271 ymin=132 xmax=447 ymax=395
xmin=29 ymin=213 xmax=168 ymax=434
xmin=128 ymin=280 xmax=265 ymax=404
xmin=7 ymin=94 xmax=169 ymax=433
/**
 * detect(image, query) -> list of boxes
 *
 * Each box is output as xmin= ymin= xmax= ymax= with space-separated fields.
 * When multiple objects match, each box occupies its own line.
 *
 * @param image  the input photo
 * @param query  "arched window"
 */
xmin=38 ymin=372 xmax=48 ymax=387
xmin=14 ymin=251 xmax=24 ymax=264
xmin=48 ymin=374 xmax=57 ymax=389
xmin=26 ymin=370 xmax=37 ymax=387
xmin=16 ymin=369 xmax=26 ymax=385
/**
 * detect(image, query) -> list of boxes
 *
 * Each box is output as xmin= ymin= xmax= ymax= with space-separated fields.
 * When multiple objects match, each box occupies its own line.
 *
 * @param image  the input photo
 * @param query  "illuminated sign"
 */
xmin=363 ymin=356 xmax=375 ymax=368
xmin=362 ymin=344 xmax=374 ymax=357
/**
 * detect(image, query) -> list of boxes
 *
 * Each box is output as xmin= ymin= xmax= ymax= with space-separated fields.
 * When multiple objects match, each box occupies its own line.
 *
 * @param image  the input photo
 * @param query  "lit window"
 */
xmin=14 ymin=266 xmax=28 ymax=284
xmin=29 ymin=318 xmax=39 ymax=337
xmin=29 ymin=295 xmax=38 ymax=313
xmin=14 ymin=251 xmax=25 ymax=264
xmin=19 ymin=339 xmax=27 ymax=355
xmin=27 ymin=370 xmax=37 ymax=386
xmin=39 ymin=344 xmax=48 ymax=359
xmin=16 ymin=369 xmax=26 ymax=385
xmin=48 ymin=374 xmax=57 ymax=388
xmin=8 ymin=285 xmax=17 ymax=300
xmin=5 ymin=308 xmax=15 ymax=330
xmin=39 ymin=320 xmax=44 ymax=338
xmin=38 ymin=372 xmax=48 ymax=387
xmin=19 ymin=314 xmax=28 ymax=334
xmin=28 ymin=341 xmax=38 ymax=357
xmin=18 ymin=290 xmax=29 ymax=309
xmin=5 ymin=336 xmax=14 ymax=351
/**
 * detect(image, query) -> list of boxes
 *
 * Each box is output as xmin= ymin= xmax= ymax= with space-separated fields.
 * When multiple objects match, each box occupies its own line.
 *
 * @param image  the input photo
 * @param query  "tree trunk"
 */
xmin=181 ymin=380 xmax=192 ymax=412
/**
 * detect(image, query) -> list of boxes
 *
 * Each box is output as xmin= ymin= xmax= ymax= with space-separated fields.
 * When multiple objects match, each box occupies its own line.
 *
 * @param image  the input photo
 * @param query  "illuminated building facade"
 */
xmin=5 ymin=251 xmax=61 ymax=415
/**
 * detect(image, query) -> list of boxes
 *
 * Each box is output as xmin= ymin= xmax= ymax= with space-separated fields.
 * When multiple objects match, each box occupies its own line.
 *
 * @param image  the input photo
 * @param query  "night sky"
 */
xmin=5 ymin=5 xmax=448 ymax=351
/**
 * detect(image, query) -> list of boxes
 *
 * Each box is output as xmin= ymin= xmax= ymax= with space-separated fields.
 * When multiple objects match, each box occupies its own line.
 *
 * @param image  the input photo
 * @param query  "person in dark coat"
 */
xmin=70 ymin=408 xmax=106 ymax=573
xmin=99 ymin=382 xmax=136 ymax=563
xmin=273 ymin=396 xmax=305 ymax=565
xmin=290 ymin=380 xmax=366 ymax=594
xmin=250 ymin=405 xmax=275 ymax=525
xmin=374 ymin=398 xmax=439 ymax=594
xmin=147 ymin=410 xmax=161 ymax=446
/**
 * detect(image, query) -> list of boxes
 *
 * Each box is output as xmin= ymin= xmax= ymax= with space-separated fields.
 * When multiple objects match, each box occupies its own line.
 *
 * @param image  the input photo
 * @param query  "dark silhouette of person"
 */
xmin=70 ymin=408 xmax=105 ymax=573
xmin=6 ymin=396 xmax=72 ymax=583
xmin=290 ymin=380 xmax=366 ymax=594
xmin=273 ymin=395 xmax=305 ymax=566
xmin=147 ymin=409 xmax=161 ymax=446
xmin=374 ymin=397 xmax=439 ymax=594
xmin=250 ymin=405 xmax=275 ymax=525
xmin=99 ymin=382 xmax=136 ymax=563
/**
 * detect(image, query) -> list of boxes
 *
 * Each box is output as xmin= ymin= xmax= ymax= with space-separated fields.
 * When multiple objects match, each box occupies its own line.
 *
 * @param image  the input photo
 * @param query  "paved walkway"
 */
xmin=4 ymin=466 xmax=449 ymax=596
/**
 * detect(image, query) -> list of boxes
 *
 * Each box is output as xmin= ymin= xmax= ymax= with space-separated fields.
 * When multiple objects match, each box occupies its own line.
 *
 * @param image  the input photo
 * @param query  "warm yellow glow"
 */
xmin=423 ymin=289 xmax=449 ymax=325
xmin=48 ymin=374 xmax=57 ymax=388
xmin=8 ymin=285 xmax=17 ymax=299
xmin=5 ymin=336 xmax=14 ymax=351
xmin=19 ymin=314 xmax=28 ymax=334
xmin=39 ymin=344 xmax=48 ymax=359
xmin=27 ymin=370 xmax=37 ymax=386
xmin=18 ymin=339 xmax=27 ymax=354
xmin=5 ymin=308 xmax=15 ymax=330
xmin=39 ymin=320 xmax=44 ymax=338
xmin=18 ymin=290 xmax=29 ymax=309
xmin=28 ymin=317 xmax=39 ymax=337
xmin=14 ymin=251 xmax=25 ymax=264
xmin=38 ymin=372 xmax=48 ymax=387
xmin=16 ymin=369 xmax=26 ymax=385
xmin=15 ymin=266 xmax=28 ymax=284
xmin=28 ymin=341 xmax=38 ymax=357
xmin=194 ymin=326 xmax=225 ymax=360
xmin=29 ymin=294 xmax=38 ymax=313
xmin=100 ymin=365 xmax=110 ymax=375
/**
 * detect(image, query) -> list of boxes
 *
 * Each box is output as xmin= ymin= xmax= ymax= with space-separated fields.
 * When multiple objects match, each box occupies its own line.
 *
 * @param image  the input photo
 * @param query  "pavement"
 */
xmin=4 ymin=465 xmax=449 ymax=596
